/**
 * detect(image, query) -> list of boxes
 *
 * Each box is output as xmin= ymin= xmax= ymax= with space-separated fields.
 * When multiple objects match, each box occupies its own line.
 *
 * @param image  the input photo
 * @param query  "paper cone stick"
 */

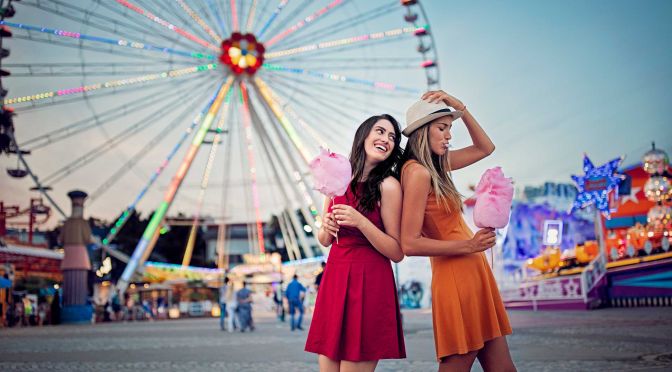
xmin=332 ymin=197 xmax=339 ymax=244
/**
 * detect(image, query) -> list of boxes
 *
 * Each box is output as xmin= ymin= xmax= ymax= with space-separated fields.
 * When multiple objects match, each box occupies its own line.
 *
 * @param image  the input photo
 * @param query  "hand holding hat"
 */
xmin=422 ymin=90 xmax=465 ymax=111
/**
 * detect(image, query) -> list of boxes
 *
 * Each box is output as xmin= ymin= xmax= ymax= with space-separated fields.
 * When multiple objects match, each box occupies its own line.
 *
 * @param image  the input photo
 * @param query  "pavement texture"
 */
xmin=1 ymin=307 xmax=672 ymax=371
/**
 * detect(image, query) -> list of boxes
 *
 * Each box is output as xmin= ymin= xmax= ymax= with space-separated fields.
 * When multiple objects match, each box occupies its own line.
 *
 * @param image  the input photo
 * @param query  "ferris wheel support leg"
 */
xmin=282 ymin=209 xmax=305 ymax=260
xmin=288 ymin=207 xmax=314 ymax=258
xmin=277 ymin=212 xmax=296 ymax=261
xmin=216 ymin=224 xmax=228 ymax=269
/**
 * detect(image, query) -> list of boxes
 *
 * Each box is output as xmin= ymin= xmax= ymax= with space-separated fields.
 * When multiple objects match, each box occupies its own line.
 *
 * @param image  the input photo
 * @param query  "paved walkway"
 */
xmin=1 ymin=307 xmax=671 ymax=371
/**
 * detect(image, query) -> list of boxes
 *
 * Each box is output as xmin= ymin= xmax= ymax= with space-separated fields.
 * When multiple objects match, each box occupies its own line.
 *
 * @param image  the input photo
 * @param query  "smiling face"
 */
xmin=427 ymin=116 xmax=455 ymax=156
xmin=363 ymin=119 xmax=397 ymax=164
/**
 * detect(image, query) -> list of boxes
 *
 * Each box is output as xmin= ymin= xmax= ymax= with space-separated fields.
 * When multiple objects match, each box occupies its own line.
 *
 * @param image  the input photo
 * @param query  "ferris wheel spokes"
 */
xmin=264 ymin=0 xmax=347 ymax=48
xmin=101 ymin=79 xmax=227 ymax=246
xmin=264 ymin=69 xmax=416 ymax=104
xmin=175 ymin=0 xmax=222 ymax=44
xmin=20 ymin=76 xmax=205 ymax=150
xmin=4 ymin=63 xmax=216 ymax=108
xmin=239 ymin=81 xmax=266 ymax=255
xmin=4 ymin=61 xmax=198 ymax=78
xmin=243 ymin=0 xmax=259 ymax=34
xmin=203 ymin=0 xmax=229 ymax=38
xmin=263 ymin=64 xmax=418 ymax=95
xmin=273 ymin=1 xmax=400 ymax=51
xmin=39 ymin=76 xmax=211 ymax=186
xmin=265 ymin=26 xmax=419 ymax=60
xmin=0 ymin=21 xmax=217 ymax=61
xmin=262 ymin=73 xmax=389 ymax=124
xmin=88 ymin=77 xmax=221 ymax=205
xmin=254 ymin=77 xmax=312 ymax=163
xmin=151 ymin=0 xmax=217 ymax=43
xmin=20 ymin=0 xmax=209 ymax=54
xmin=260 ymin=75 xmax=361 ymax=135
xmin=256 ymin=0 xmax=289 ymax=39
xmin=252 ymin=80 xmax=324 ymax=223
xmin=247 ymin=92 xmax=322 ymax=257
xmin=112 ymin=0 xmax=219 ymax=51
xmin=260 ymin=71 xmax=412 ymax=124
xmin=229 ymin=0 xmax=240 ymax=32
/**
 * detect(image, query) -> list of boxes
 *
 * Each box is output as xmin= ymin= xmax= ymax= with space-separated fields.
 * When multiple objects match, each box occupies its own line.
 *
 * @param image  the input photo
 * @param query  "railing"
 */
xmin=580 ymin=252 xmax=607 ymax=302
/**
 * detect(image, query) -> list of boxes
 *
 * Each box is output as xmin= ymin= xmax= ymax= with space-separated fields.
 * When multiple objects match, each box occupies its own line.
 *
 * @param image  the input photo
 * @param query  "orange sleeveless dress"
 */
xmin=401 ymin=160 xmax=511 ymax=360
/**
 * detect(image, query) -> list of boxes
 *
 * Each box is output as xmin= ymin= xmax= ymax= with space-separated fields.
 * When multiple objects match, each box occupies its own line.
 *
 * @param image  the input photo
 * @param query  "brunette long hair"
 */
xmin=348 ymin=114 xmax=403 ymax=212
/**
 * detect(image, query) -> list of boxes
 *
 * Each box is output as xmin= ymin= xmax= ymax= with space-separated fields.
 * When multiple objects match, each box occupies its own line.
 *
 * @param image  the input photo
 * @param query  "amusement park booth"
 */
xmin=500 ymin=147 xmax=671 ymax=310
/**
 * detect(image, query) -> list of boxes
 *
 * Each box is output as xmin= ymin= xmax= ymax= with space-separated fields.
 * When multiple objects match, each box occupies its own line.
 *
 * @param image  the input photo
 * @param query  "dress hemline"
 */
xmin=435 ymin=329 xmax=512 ymax=361
xmin=305 ymin=346 xmax=406 ymax=362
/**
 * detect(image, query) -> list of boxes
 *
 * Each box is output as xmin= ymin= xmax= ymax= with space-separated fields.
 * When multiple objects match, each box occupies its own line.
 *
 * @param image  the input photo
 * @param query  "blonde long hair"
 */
xmin=404 ymin=123 xmax=463 ymax=212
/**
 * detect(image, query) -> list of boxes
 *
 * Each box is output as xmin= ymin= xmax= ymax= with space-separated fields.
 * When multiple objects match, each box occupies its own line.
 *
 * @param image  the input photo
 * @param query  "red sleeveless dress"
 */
xmin=305 ymin=184 xmax=406 ymax=361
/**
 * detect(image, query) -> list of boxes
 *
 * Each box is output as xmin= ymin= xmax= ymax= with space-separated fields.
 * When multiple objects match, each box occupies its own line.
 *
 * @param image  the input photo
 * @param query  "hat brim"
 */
xmin=402 ymin=110 xmax=463 ymax=137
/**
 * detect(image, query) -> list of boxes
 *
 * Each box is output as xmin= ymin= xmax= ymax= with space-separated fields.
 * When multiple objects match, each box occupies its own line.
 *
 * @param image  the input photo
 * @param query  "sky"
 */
xmin=1 ymin=0 xmax=670 ymax=228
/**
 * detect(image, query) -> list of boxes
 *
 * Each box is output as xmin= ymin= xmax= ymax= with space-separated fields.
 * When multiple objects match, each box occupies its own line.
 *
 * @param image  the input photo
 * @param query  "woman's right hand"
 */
xmin=321 ymin=212 xmax=340 ymax=237
xmin=468 ymin=228 xmax=496 ymax=253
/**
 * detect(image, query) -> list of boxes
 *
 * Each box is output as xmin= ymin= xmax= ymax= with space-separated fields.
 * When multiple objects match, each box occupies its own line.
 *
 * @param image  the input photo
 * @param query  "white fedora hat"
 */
xmin=403 ymin=99 xmax=463 ymax=137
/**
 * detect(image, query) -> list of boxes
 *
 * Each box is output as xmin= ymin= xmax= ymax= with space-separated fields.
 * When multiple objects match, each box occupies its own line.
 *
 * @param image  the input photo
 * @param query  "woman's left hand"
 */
xmin=422 ymin=90 xmax=465 ymax=111
xmin=332 ymin=204 xmax=365 ymax=228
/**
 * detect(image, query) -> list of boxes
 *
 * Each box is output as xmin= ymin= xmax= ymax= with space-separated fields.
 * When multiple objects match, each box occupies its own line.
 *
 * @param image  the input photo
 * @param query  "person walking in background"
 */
xmin=273 ymin=280 xmax=285 ymax=322
xmin=285 ymin=274 xmax=306 ymax=331
xmin=111 ymin=290 xmax=122 ymax=321
xmin=23 ymin=296 xmax=33 ymax=326
xmin=219 ymin=277 xmax=230 ymax=331
xmin=50 ymin=291 xmax=61 ymax=325
xmin=15 ymin=299 xmax=24 ymax=327
xmin=314 ymin=261 xmax=326 ymax=291
xmin=226 ymin=281 xmax=237 ymax=332
xmin=142 ymin=299 xmax=154 ymax=321
xmin=235 ymin=282 xmax=254 ymax=332
xmin=38 ymin=300 xmax=48 ymax=326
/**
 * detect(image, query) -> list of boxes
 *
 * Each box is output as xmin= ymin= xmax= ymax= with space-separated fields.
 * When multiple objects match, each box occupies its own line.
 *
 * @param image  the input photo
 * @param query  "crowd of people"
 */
xmin=98 ymin=290 xmax=169 ymax=322
xmin=216 ymin=264 xmax=325 ymax=334
xmin=3 ymin=292 xmax=61 ymax=328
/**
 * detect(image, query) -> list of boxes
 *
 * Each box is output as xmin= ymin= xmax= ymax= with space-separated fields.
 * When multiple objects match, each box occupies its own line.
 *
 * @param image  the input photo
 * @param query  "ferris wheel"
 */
xmin=0 ymin=0 xmax=439 ymax=289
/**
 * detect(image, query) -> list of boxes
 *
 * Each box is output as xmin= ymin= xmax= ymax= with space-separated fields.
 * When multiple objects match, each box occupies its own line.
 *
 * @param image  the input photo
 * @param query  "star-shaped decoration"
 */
xmin=564 ymin=279 xmax=581 ymax=297
xmin=571 ymin=154 xmax=624 ymax=217
xmin=620 ymin=186 xmax=641 ymax=205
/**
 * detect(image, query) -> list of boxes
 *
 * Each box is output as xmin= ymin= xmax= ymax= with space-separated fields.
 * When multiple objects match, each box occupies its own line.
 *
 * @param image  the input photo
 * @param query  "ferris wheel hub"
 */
xmin=219 ymin=32 xmax=265 ymax=76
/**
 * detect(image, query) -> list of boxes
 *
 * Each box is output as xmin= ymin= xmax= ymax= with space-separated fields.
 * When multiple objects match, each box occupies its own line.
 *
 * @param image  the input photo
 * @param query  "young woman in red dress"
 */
xmin=305 ymin=114 xmax=406 ymax=372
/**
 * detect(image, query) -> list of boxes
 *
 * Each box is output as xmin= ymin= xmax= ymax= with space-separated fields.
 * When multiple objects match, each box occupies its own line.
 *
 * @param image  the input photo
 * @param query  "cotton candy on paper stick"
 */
xmin=309 ymin=147 xmax=352 ymax=243
xmin=472 ymin=167 xmax=513 ymax=266
xmin=309 ymin=147 xmax=351 ymax=198
xmin=473 ymin=167 xmax=514 ymax=229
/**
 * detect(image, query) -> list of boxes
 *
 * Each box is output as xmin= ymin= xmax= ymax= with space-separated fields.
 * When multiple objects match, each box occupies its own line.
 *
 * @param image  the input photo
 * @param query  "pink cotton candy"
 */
xmin=309 ymin=147 xmax=352 ymax=198
xmin=473 ymin=167 xmax=514 ymax=229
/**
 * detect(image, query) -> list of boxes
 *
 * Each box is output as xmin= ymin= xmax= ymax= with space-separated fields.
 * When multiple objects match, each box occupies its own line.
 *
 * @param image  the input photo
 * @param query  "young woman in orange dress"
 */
xmin=399 ymin=90 xmax=516 ymax=372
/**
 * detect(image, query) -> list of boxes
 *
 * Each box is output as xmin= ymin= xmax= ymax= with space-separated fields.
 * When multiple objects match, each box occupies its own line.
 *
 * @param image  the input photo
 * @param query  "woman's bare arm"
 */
xmin=400 ymin=163 xmax=496 ymax=256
